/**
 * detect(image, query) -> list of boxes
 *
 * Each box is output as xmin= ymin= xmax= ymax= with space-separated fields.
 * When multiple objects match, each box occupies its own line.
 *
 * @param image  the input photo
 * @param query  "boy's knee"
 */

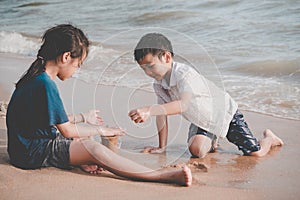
xmin=189 ymin=145 xmax=208 ymax=158
xmin=188 ymin=135 xmax=211 ymax=158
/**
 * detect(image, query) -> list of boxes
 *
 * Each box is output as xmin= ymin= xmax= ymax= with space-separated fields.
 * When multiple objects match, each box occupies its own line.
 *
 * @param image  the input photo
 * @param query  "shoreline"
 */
xmin=1 ymin=52 xmax=299 ymax=122
xmin=1 ymin=53 xmax=300 ymax=199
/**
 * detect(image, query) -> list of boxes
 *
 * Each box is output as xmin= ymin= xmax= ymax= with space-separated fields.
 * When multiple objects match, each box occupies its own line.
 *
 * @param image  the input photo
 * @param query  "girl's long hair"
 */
xmin=16 ymin=24 xmax=89 ymax=89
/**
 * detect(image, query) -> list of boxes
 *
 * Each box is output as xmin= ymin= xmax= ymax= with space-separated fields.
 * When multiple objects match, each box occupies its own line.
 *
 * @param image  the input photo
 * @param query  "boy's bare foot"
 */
xmin=263 ymin=129 xmax=284 ymax=147
xmin=80 ymin=164 xmax=103 ymax=174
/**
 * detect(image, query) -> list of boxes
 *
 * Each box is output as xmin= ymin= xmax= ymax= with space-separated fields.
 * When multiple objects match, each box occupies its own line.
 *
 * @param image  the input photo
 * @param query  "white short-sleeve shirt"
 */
xmin=153 ymin=62 xmax=238 ymax=138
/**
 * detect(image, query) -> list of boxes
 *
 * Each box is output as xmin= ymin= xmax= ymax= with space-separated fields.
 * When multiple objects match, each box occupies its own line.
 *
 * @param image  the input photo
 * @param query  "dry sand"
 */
xmin=1 ymin=53 xmax=300 ymax=200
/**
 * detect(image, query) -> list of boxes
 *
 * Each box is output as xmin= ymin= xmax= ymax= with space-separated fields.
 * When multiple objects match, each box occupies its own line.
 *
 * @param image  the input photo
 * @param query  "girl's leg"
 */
xmin=250 ymin=129 xmax=284 ymax=157
xmin=72 ymin=138 xmax=102 ymax=174
xmin=69 ymin=139 xmax=192 ymax=186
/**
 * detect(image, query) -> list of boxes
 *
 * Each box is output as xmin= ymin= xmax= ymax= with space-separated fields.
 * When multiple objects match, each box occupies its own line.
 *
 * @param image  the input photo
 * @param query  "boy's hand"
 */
xmin=128 ymin=107 xmax=150 ymax=123
xmin=142 ymin=146 xmax=165 ymax=154
xmin=82 ymin=110 xmax=104 ymax=125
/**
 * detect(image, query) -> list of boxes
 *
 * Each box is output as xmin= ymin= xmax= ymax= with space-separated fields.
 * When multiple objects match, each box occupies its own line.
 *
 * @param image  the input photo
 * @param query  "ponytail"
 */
xmin=15 ymin=55 xmax=46 ymax=89
xmin=15 ymin=24 xmax=89 ymax=89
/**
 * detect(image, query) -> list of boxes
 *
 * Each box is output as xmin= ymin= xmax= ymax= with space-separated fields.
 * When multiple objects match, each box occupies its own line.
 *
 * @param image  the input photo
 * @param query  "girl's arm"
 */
xmin=68 ymin=113 xmax=84 ymax=124
xmin=56 ymin=122 xmax=124 ymax=138
xmin=68 ymin=110 xmax=103 ymax=125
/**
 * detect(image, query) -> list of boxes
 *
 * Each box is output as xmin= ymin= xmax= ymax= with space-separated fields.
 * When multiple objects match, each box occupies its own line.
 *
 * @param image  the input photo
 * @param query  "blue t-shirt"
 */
xmin=6 ymin=72 xmax=68 ymax=169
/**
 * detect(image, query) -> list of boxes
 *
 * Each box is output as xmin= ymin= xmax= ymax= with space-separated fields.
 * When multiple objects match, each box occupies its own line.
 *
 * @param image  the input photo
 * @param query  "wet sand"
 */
xmin=1 ymin=53 xmax=300 ymax=199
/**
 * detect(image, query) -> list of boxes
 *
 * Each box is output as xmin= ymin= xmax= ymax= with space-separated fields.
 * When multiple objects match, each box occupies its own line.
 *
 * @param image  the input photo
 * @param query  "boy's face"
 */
xmin=138 ymin=53 xmax=171 ymax=81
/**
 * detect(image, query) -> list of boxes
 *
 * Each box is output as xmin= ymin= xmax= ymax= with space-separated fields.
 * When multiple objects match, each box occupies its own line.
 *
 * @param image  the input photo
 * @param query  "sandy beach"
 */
xmin=1 ymin=53 xmax=300 ymax=200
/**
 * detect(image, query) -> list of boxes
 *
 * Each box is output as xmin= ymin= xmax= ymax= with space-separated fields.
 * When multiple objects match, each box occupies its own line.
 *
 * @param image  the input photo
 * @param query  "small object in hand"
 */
xmin=101 ymin=136 xmax=120 ymax=153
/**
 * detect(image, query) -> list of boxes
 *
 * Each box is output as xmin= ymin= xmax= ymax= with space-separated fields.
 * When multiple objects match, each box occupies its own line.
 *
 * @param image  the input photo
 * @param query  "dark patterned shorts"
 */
xmin=42 ymin=133 xmax=73 ymax=169
xmin=188 ymin=110 xmax=261 ymax=155
xmin=226 ymin=110 xmax=261 ymax=155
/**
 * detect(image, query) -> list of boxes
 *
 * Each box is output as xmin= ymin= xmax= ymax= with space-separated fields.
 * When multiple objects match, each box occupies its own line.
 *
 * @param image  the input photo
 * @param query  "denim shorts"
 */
xmin=188 ymin=110 xmax=261 ymax=155
xmin=42 ymin=133 xmax=73 ymax=169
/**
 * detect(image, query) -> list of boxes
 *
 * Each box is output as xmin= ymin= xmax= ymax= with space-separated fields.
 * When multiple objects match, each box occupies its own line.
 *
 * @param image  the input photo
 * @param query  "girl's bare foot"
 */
xmin=171 ymin=166 xmax=192 ymax=186
xmin=80 ymin=164 xmax=103 ymax=174
xmin=182 ymin=166 xmax=193 ymax=186
xmin=263 ymin=129 xmax=284 ymax=147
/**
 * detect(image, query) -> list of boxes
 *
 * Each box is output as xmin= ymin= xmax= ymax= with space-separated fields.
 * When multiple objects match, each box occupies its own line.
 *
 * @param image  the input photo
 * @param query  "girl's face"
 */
xmin=57 ymin=52 xmax=86 ymax=81
xmin=138 ymin=53 xmax=171 ymax=81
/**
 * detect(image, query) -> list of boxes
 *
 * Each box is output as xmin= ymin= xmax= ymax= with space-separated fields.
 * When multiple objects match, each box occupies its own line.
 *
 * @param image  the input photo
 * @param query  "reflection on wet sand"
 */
xmin=163 ymin=139 xmax=282 ymax=189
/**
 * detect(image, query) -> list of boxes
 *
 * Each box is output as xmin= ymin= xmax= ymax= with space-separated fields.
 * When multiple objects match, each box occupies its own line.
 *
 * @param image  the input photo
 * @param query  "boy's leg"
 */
xmin=249 ymin=129 xmax=283 ymax=157
xmin=69 ymin=139 xmax=192 ymax=186
xmin=188 ymin=124 xmax=217 ymax=158
xmin=226 ymin=110 xmax=283 ymax=157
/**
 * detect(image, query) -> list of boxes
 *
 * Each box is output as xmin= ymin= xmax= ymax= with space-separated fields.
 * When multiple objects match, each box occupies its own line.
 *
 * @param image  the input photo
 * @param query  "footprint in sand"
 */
xmin=163 ymin=161 xmax=208 ymax=173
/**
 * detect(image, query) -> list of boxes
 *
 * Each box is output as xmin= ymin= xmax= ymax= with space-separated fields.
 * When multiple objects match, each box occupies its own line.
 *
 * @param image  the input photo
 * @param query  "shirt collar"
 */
xmin=160 ymin=62 xmax=177 ymax=89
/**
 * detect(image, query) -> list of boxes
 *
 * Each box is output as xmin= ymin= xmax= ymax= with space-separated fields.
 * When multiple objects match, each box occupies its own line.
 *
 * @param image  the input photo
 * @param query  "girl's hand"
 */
xmin=99 ymin=126 xmax=125 ymax=137
xmin=82 ymin=110 xmax=104 ymax=125
xmin=128 ymin=107 xmax=150 ymax=123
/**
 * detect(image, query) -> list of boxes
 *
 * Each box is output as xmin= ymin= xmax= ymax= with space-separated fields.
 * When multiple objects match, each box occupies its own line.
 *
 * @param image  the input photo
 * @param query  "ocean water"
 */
xmin=0 ymin=0 xmax=299 ymax=120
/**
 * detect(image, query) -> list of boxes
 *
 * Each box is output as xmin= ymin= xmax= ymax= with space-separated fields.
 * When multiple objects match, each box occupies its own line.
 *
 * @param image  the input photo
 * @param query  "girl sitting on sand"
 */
xmin=6 ymin=24 xmax=192 ymax=186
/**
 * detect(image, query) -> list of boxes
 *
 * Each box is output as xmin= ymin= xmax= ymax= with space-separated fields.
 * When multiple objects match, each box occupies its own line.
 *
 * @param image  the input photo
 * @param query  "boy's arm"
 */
xmin=157 ymin=115 xmax=168 ymax=149
xmin=143 ymin=115 xmax=168 ymax=153
xmin=128 ymin=92 xmax=192 ymax=123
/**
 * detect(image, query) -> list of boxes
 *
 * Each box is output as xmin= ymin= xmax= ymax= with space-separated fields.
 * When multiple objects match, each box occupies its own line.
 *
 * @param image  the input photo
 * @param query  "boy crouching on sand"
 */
xmin=128 ymin=33 xmax=283 ymax=158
